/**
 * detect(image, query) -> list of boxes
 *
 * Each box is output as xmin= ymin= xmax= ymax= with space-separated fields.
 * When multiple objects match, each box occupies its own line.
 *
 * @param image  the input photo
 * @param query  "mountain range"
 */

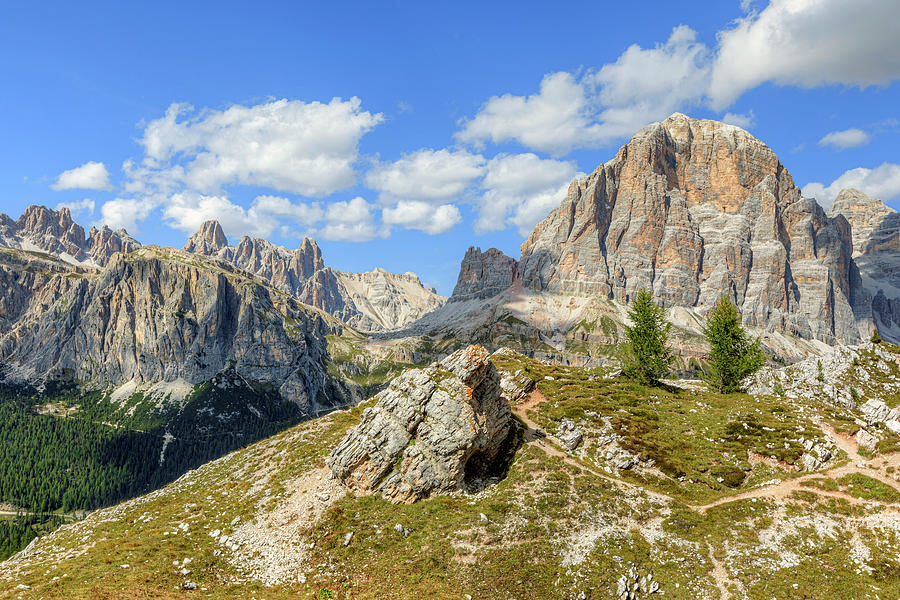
xmin=3 ymin=113 xmax=900 ymax=574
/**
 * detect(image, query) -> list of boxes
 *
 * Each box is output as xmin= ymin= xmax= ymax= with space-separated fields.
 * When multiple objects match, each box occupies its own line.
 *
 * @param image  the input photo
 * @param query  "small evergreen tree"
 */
xmin=621 ymin=289 xmax=673 ymax=385
xmin=872 ymin=328 xmax=883 ymax=344
xmin=702 ymin=296 xmax=766 ymax=393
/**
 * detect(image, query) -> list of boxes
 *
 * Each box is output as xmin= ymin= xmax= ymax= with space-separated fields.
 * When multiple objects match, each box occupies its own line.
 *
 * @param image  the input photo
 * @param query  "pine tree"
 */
xmin=621 ymin=289 xmax=673 ymax=385
xmin=702 ymin=296 xmax=766 ymax=393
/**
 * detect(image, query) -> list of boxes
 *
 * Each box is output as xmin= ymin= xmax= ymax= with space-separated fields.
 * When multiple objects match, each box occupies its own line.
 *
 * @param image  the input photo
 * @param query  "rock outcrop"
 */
xmin=327 ymin=345 xmax=518 ymax=503
xmin=182 ymin=220 xmax=444 ymax=331
xmin=0 ymin=205 xmax=141 ymax=266
xmin=450 ymin=247 xmax=518 ymax=301
xmin=516 ymin=113 xmax=863 ymax=345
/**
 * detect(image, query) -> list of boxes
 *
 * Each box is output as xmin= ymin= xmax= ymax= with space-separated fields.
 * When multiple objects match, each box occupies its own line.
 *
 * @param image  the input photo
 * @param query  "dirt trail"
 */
xmin=707 ymin=544 xmax=734 ymax=600
xmin=515 ymin=389 xmax=900 ymax=513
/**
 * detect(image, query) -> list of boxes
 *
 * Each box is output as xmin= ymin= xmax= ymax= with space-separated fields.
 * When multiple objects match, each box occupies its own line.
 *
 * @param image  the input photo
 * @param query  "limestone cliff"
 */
xmin=182 ymin=221 xmax=444 ymax=331
xmin=450 ymin=246 xmax=518 ymax=302
xmin=516 ymin=113 xmax=864 ymax=345
xmin=828 ymin=189 xmax=900 ymax=335
xmin=0 ymin=247 xmax=352 ymax=414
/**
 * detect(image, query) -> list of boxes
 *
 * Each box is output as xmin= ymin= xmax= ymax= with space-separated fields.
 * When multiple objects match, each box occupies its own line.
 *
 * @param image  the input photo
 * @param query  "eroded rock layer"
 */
xmin=327 ymin=345 xmax=516 ymax=503
xmin=517 ymin=113 xmax=863 ymax=344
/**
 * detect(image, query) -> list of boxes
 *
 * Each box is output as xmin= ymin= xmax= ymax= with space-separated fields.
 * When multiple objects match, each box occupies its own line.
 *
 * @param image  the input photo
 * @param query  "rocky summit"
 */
xmin=450 ymin=246 xmax=519 ymax=301
xmin=518 ymin=113 xmax=863 ymax=345
xmin=0 ymin=205 xmax=140 ymax=266
xmin=327 ymin=345 xmax=516 ymax=503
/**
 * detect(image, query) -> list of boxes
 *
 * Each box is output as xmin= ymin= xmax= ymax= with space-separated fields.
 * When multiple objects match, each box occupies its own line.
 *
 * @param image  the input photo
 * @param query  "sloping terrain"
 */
xmin=6 ymin=344 xmax=900 ymax=599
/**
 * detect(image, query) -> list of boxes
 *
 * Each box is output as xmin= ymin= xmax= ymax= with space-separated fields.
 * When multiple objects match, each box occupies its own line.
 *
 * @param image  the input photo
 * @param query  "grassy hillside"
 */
xmin=4 ymin=350 xmax=900 ymax=599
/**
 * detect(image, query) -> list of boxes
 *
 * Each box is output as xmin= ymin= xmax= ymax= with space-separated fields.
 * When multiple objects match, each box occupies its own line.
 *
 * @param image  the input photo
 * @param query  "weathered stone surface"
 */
xmin=0 ymin=246 xmax=351 ymax=414
xmin=450 ymin=246 xmax=518 ymax=301
xmin=828 ymin=189 xmax=900 ymax=257
xmin=87 ymin=225 xmax=142 ymax=265
xmin=182 ymin=221 xmax=444 ymax=331
xmin=0 ymin=205 xmax=141 ymax=266
xmin=828 ymin=189 xmax=900 ymax=336
xmin=517 ymin=113 xmax=863 ymax=345
xmin=556 ymin=419 xmax=583 ymax=451
xmin=327 ymin=345 xmax=517 ymax=503
xmin=857 ymin=428 xmax=879 ymax=453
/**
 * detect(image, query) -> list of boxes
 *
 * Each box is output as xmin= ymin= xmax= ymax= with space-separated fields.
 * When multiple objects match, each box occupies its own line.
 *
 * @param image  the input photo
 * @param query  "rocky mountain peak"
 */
xmin=327 ymin=345 xmax=516 ymax=503
xmin=15 ymin=205 xmax=87 ymax=260
xmin=1 ymin=204 xmax=140 ymax=266
xmin=183 ymin=220 xmax=230 ymax=255
xmin=514 ymin=112 xmax=863 ymax=345
xmin=450 ymin=246 xmax=518 ymax=302
xmin=827 ymin=189 xmax=899 ymax=257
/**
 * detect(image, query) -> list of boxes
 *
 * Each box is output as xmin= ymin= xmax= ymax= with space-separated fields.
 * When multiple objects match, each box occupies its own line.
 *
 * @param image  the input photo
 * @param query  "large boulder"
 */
xmin=327 ymin=345 xmax=518 ymax=503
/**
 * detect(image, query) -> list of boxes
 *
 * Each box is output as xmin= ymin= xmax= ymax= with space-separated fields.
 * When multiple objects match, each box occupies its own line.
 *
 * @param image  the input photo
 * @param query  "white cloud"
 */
xmin=456 ymin=72 xmax=603 ymax=156
xmin=722 ymin=111 xmax=755 ymax=129
xmin=138 ymin=98 xmax=383 ymax=197
xmin=818 ymin=128 xmax=871 ymax=150
xmin=587 ymin=25 xmax=711 ymax=142
xmin=382 ymin=201 xmax=461 ymax=235
xmin=458 ymin=1 xmax=900 ymax=156
xmin=97 ymin=198 xmax=157 ymax=234
xmin=709 ymin=0 xmax=900 ymax=110
xmin=51 ymin=161 xmax=112 ymax=191
xmin=55 ymin=198 xmax=95 ymax=216
xmin=456 ymin=27 xmax=710 ymax=155
xmin=365 ymin=149 xmax=485 ymax=203
xmin=477 ymin=154 xmax=581 ymax=235
xmin=803 ymin=163 xmax=900 ymax=207
xmin=162 ymin=193 xmax=323 ymax=240
xmin=320 ymin=197 xmax=385 ymax=242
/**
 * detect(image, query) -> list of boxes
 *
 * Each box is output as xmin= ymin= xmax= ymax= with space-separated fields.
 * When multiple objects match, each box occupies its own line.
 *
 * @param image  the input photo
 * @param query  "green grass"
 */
xmin=491 ymin=352 xmax=824 ymax=504
xmin=8 ymin=352 xmax=900 ymax=599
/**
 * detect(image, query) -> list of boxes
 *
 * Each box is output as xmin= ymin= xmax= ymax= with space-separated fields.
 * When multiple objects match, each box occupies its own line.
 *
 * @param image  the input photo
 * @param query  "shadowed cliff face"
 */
xmin=0 ymin=247 xmax=352 ymax=415
xmin=829 ymin=189 xmax=900 ymax=336
xmin=517 ymin=113 xmax=863 ymax=345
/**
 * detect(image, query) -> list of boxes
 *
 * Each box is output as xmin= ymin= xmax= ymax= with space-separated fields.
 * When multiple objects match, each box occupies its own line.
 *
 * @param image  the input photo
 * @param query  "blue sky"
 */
xmin=1 ymin=0 xmax=899 ymax=294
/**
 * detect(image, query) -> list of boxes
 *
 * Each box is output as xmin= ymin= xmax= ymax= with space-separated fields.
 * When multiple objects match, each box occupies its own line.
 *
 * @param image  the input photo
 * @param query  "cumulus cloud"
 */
xmin=803 ymin=163 xmax=900 ymax=207
xmin=477 ymin=154 xmax=581 ymax=235
xmin=709 ymin=0 xmax=900 ymax=109
xmin=458 ymin=1 xmax=900 ymax=155
xmin=97 ymin=198 xmax=157 ymax=234
xmin=722 ymin=111 xmax=756 ymax=129
xmin=818 ymin=128 xmax=871 ymax=150
xmin=455 ymin=72 xmax=603 ymax=156
xmin=51 ymin=161 xmax=112 ymax=191
xmin=320 ymin=197 xmax=386 ymax=242
xmin=162 ymin=193 xmax=323 ymax=239
xmin=382 ymin=201 xmax=462 ymax=234
xmin=55 ymin=198 xmax=95 ymax=216
xmin=586 ymin=25 xmax=711 ymax=142
xmin=456 ymin=27 xmax=709 ymax=155
xmin=365 ymin=149 xmax=485 ymax=203
xmin=137 ymin=98 xmax=383 ymax=197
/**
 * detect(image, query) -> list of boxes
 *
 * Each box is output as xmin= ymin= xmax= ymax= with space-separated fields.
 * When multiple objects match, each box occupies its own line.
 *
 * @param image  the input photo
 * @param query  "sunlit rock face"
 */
xmin=518 ymin=113 xmax=863 ymax=345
